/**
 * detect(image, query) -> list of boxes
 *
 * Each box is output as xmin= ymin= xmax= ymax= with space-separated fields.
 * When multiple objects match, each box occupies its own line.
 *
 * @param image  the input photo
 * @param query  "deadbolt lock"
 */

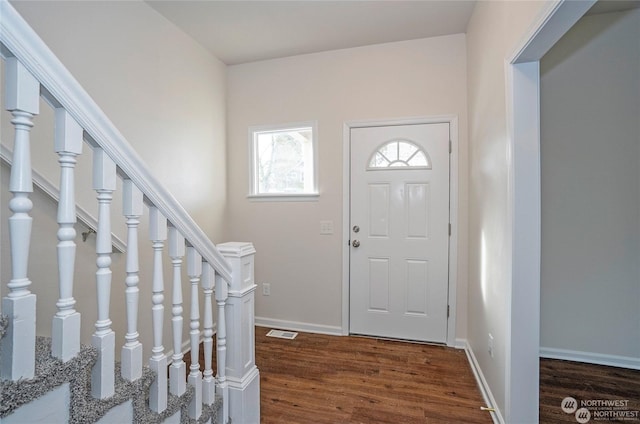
xmin=353 ymin=225 xmax=360 ymax=233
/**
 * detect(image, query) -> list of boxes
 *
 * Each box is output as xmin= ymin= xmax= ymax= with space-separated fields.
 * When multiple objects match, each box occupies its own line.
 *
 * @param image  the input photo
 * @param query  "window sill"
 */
xmin=247 ymin=193 xmax=320 ymax=202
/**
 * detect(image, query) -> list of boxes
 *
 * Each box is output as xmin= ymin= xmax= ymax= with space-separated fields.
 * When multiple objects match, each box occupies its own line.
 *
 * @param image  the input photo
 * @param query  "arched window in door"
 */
xmin=367 ymin=139 xmax=431 ymax=170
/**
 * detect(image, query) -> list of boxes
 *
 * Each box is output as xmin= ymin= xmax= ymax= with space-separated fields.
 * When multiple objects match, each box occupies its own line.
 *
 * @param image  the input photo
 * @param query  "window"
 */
xmin=368 ymin=139 xmax=431 ymax=170
xmin=249 ymin=122 xmax=318 ymax=200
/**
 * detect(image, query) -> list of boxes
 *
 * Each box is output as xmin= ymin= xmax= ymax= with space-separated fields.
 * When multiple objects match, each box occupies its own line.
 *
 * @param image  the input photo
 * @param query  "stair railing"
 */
xmin=0 ymin=1 xmax=258 ymax=422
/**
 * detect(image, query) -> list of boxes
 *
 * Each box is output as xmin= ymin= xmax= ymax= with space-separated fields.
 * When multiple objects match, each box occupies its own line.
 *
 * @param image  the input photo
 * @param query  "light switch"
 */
xmin=320 ymin=220 xmax=334 ymax=235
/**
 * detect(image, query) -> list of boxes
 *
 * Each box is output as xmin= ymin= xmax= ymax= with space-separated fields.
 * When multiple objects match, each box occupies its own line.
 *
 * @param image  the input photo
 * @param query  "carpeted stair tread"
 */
xmin=1 ymin=336 xmax=98 ymax=417
xmin=69 ymin=359 xmax=153 ymax=423
xmin=1 ymin=334 xmax=223 ymax=423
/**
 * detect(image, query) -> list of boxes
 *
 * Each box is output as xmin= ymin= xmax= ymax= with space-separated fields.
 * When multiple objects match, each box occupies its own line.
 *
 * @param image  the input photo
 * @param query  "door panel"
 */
xmin=406 ymin=259 xmax=428 ymax=315
xmin=368 ymin=184 xmax=390 ymax=237
xmin=368 ymin=258 xmax=390 ymax=312
xmin=406 ymin=183 xmax=429 ymax=238
xmin=349 ymin=123 xmax=450 ymax=342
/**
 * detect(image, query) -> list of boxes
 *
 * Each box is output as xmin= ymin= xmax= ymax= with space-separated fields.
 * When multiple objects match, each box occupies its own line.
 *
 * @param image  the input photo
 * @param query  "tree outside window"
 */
xmin=249 ymin=122 xmax=318 ymax=199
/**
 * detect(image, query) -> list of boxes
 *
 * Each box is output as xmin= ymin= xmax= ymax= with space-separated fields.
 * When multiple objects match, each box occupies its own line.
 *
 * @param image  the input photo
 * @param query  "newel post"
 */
xmin=218 ymin=242 xmax=260 ymax=424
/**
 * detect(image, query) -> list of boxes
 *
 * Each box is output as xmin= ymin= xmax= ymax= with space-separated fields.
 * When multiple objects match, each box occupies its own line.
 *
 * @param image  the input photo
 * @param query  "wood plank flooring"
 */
xmin=539 ymin=358 xmax=640 ymax=423
xmin=187 ymin=328 xmax=640 ymax=423
xmin=255 ymin=327 xmax=491 ymax=424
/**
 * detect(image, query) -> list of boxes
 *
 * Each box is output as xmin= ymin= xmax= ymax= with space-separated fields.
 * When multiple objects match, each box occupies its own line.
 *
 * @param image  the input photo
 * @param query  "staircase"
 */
xmin=0 ymin=1 xmax=259 ymax=422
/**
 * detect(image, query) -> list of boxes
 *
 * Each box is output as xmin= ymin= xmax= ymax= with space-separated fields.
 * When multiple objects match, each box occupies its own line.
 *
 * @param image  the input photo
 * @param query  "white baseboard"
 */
xmin=540 ymin=347 xmax=640 ymax=370
xmin=454 ymin=338 xmax=467 ymax=350
xmin=462 ymin=339 xmax=504 ymax=424
xmin=255 ymin=317 xmax=343 ymax=336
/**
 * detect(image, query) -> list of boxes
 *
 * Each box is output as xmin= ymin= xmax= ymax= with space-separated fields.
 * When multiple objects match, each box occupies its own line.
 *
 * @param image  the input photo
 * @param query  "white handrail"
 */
xmin=0 ymin=0 xmax=232 ymax=283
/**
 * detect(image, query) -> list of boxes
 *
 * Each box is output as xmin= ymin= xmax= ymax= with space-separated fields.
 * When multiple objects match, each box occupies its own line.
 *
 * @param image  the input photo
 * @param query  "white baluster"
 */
xmin=168 ymin=226 xmax=186 ymax=396
xmin=121 ymin=179 xmax=143 ymax=381
xmin=187 ymin=246 xmax=202 ymax=419
xmin=1 ymin=57 xmax=40 ymax=380
xmin=215 ymin=272 xmax=229 ymax=424
xmin=51 ymin=108 xmax=83 ymax=362
xmin=201 ymin=262 xmax=215 ymax=405
xmin=91 ymin=148 xmax=116 ymax=399
xmin=149 ymin=206 xmax=167 ymax=413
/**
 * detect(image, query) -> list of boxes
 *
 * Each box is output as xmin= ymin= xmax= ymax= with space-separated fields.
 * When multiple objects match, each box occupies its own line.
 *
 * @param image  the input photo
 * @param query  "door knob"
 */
xmin=352 ymin=240 xmax=360 ymax=248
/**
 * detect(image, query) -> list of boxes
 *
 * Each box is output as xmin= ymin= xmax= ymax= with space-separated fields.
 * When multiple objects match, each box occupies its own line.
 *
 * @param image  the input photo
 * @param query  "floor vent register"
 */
xmin=266 ymin=329 xmax=298 ymax=340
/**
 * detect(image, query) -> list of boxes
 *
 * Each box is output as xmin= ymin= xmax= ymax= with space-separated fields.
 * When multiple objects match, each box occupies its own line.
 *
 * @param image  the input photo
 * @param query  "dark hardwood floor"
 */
xmin=188 ymin=329 xmax=640 ymax=423
xmin=539 ymin=358 xmax=640 ymax=423
xmin=255 ymin=327 xmax=491 ymax=424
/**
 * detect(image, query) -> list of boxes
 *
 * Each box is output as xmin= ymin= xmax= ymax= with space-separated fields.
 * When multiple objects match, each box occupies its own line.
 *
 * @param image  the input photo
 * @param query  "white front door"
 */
xmin=349 ymin=123 xmax=450 ymax=342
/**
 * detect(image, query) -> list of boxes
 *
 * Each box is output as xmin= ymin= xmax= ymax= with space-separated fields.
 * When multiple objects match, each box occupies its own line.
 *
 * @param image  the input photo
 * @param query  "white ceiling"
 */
xmin=145 ymin=0 xmax=640 ymax=66
xmin=145 ymin=1 xmax=476 ymax=65
xmin=586 ymin=0 xmax=640 ymax=15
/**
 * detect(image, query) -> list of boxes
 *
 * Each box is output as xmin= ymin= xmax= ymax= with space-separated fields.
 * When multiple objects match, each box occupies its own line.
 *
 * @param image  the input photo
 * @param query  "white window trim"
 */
xmin=246 ymin=193 xmax=320 ymax=202
xmin=248 ymin=121 xmax=319 ymax=200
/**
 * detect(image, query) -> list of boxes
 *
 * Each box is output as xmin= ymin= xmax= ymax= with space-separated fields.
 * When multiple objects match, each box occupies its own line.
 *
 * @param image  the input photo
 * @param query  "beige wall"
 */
xmin=540 ymin=9 xmax=640 ymax=358
xmin=7 ymin=0 xmax=228 ymax=239
xmin=227 ymin=36 xmax=468 ymax=335
xmin=466 ymin=0 xmax=552 ymax=417
xmin=1 ymin=1 xmax=227 ymax=358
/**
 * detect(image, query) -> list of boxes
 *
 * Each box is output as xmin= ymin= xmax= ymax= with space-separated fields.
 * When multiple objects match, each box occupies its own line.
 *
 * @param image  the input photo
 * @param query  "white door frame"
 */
xmin=505 ymin=1 xmax=595 ymax=421
xmin=342 ymin=115 xmax=459 ymax=347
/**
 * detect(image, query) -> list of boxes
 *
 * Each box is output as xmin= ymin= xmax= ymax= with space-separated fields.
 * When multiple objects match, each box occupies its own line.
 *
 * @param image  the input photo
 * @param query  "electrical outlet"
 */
xmin=488 ymin=333 xmax=494 ymax=358
xmin=263 ymin=283 xmax=271 ymax=296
